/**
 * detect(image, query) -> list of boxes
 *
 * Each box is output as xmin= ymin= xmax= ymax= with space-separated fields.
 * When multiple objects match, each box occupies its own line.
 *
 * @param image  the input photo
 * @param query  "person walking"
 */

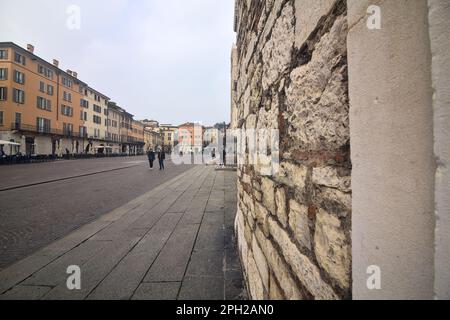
xmin=147 ymin=149 xmax=156 ymax=169
xmin=158 ymin=149 xmax=166 ymax=170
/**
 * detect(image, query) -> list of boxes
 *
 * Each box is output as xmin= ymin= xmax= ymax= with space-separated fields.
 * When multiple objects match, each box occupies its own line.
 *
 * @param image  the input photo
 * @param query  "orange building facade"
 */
xmin=177 ymin=122 xmax=204 ymax=153
xmin=0 ymin=42 xmax=145 ymax=156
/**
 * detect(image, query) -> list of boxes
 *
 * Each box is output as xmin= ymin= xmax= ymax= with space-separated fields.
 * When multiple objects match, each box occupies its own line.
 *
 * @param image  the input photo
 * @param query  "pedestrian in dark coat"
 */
xmin=158 ymin=149 xmax=166 ymax=170
xmin=147 ymin=149 xmax=156 ymax=169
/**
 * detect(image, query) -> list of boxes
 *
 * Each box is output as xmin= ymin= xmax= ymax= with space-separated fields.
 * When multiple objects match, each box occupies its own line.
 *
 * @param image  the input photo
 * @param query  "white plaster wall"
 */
xmin=428 ymin=0 xmax=450 ymax=300
xmin=348 ymin=0 xmax=435 ymax=299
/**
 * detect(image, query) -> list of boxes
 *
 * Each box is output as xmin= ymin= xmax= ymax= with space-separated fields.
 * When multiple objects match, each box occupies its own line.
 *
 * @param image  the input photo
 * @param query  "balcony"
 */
xmin=11 ymin=123 xmax=87 ymax=139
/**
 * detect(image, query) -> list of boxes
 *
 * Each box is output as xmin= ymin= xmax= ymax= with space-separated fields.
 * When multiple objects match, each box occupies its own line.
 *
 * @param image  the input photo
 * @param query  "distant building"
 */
xmin=160 ymin=124 xmax=178 ymax=153
xmin=177 ymin=122 xmax=204 ymax=154
xmin=106 ymin=102 xmax=122 ymax=154
xmin=82 ymin=86 xmax=109 ymax=154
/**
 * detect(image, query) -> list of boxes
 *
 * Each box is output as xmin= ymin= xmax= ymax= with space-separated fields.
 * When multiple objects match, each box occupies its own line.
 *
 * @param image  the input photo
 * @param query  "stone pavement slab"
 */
xmin=0 ymin=165 xmax=246 ymax=300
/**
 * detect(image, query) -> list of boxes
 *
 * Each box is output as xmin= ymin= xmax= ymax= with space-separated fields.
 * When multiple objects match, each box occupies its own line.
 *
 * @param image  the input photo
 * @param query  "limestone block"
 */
xmin=285 ymin=15 xmax=348 ymax=151
xmin=269 ymin=273 xmax=285 ymax=300
xmin=294 ymin=0 xmax=339 ymax=48
xmin=268 ymin=217 xmax=338 ymax=299
xmin=252 ymin=237 xmax=269 ymax=290
xmin=275 ymin=187 xmax=288 ymax=227
xmin=288 ymin=200 xmax=312 ymax=250
xmin=275 ymin=161 xmax=308 ymax=190
xmin=247 ymin=251 xmax=266 ymax=299
xmin=314 ymin=209 xmax=351 ymax=290
xmin=261 ymin=236 xmax=303 ymax=300
xmin=312 ymin=166 xmax=351 ymax=192
xmin=261 ymin=177 xmax=276 ymax=213
xmin=262 ymin=2 xmax=295 ymax=91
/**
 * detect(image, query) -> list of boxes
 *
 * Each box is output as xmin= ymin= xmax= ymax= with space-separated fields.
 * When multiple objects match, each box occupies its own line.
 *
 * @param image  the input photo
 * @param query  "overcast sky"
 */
xmin=0 ymin=0 xmax=236 ymax=126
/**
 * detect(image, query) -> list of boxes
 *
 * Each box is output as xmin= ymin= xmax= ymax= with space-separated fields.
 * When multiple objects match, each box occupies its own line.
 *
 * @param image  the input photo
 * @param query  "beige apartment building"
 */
xmin=106 ymin=101 xmax=122 ymax=154
xmin=141 ymin=120 xmax=162 ymax=152
xmin=159 ymin=124 xmax=177 ymax=153
xmin=81 ymin=86 xmax=109 ymax=153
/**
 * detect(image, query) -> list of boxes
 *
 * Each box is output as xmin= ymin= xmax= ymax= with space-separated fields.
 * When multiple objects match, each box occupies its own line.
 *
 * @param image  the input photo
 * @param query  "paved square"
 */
xmin=0 ymin=166 xmax=246 ymax=300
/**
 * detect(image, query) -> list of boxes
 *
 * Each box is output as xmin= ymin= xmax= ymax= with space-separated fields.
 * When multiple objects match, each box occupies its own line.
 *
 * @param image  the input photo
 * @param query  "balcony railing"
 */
xmin=11 ymin=123 xmax=87 ymax=138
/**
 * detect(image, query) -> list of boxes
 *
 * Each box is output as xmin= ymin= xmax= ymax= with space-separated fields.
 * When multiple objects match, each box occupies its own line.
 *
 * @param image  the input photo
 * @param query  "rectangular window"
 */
xmin=93 ymin=115 xmax=102 ymax=124
xmin=62 ymin=77 xmax=73 ymax=88
xmin=63 ymin=123 xmax=73 ymax=135
xmin=13 ymin=70 xmax=25 ymax=84
xmin=0 ymin=68 xmax=7 ymax=80
xmin=0 ymin=50 xmax=8 ymax=60
xmin=104 ymin=109 xmax=108 ymax=116
xmin=14 ymin=52 xmax=25 ymax=65
xmin=0 ymin=87 xmax=7 ymax=101
xmin=39 ymin=81 xmax=45 ymax=93
xmin=79 ymin=126 xmax=87 ymax=137
xmin=36 ymin=117 xmax=51 ymax=133
xmin=80 ymin=99 xmax=89 ymax=108
xmin=0 ymin=111 xmax=3 ymax=125
xmin=80 ymin=110 xmax=87 ymax=121
xmin=15 ymin=113 xmax=21 ymax=126
xmin=63 ymin=91 xmax=72 ymax=102
xmin=93 ymin=104 xmax=102 ymax=113
xmin=61 ymin=105 xmax=73 ymax=117
xmin=13 ymin=88 xmax=25 ymax=104
xmin=47 ymin=85 xmax=54 ymax=96
xmin=37 ymin=96 xmax=51 ymax=111
xmin=38 ymin=65 xmax=53 ymax=79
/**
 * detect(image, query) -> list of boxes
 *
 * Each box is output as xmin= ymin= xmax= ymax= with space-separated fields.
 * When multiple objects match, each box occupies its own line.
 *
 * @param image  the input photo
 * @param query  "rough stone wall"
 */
xmin=234 ymin=0 xmax=351 ymax=300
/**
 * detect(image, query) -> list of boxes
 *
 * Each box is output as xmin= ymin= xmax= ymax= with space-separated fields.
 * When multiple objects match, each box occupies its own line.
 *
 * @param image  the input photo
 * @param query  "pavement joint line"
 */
xmin=0 ymin=164 xmax=142 ymax=192
xmin=127 ymin=166 xmax=212 ymax=299
xmin=176 ymin=168 xmax=218 ymax=300
xmin=86 ymin=166 xmax=205 ymax=300
xmin=0 ymin=166 xmax=199 ymax=295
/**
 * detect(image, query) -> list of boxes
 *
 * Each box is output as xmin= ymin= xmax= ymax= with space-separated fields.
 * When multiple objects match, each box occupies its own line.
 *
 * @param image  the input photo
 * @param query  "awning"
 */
xmin=0 ymin=140 xmax=21 ymax=146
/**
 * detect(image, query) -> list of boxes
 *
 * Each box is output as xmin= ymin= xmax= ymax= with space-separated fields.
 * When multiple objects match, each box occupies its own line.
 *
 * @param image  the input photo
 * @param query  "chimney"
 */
xmin=72 ymin=71 xmax=78 ymax=78
xmin=53 ymin=59 xmax=59 ymax=67
xmin=27 ymin=44 xmax=34 ymax=53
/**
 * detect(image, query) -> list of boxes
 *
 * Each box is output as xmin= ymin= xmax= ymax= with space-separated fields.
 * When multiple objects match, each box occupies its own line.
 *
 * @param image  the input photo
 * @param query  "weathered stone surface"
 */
xmin=234 ymin=0 xmax=350 ymax=300
xmin=261 ymin=177 xmax=276 ymax=213
xmin=262 ymin=2 xmax=295 ymax=91
xmin=285 ymin=15 xmax=348 ymax=151
xmin=288 ymin=200 xmax=311 ymax=250
xmin=252 ymin=237 xmax=269 ymax=290
xmin=312 ymin=166 xmax=351 ymax=192
xmin=275 ymin=161 xmax=308 ymax=190
xmin=269 ymin=273 xmax=285 ymax=300
xmin=268 ymin=216 xmax=338 ymax=299
xmin=259 ymin=234 xmax=303 ymax=300
xmin=275 ymin=187 xmax=288 ymax=227
xmin=255 ymin=201 xmax=270 ymax=236
xmin=294 ymin=0 xmax=339 ymax=48
xmin=247 ymin=251 xmax=266 ymax=299
xmin=314 ymin=209 xmax=350 ymax=290
xmin=315 ymin=186 xmax=351 ymax=217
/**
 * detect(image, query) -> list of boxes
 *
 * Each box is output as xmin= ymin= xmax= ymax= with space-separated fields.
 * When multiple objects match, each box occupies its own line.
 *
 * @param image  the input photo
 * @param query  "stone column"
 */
xmin=428 ymin=0 xmax=450 ymax=300
xmin=348 ymin=0 xmax=435 ymax=299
